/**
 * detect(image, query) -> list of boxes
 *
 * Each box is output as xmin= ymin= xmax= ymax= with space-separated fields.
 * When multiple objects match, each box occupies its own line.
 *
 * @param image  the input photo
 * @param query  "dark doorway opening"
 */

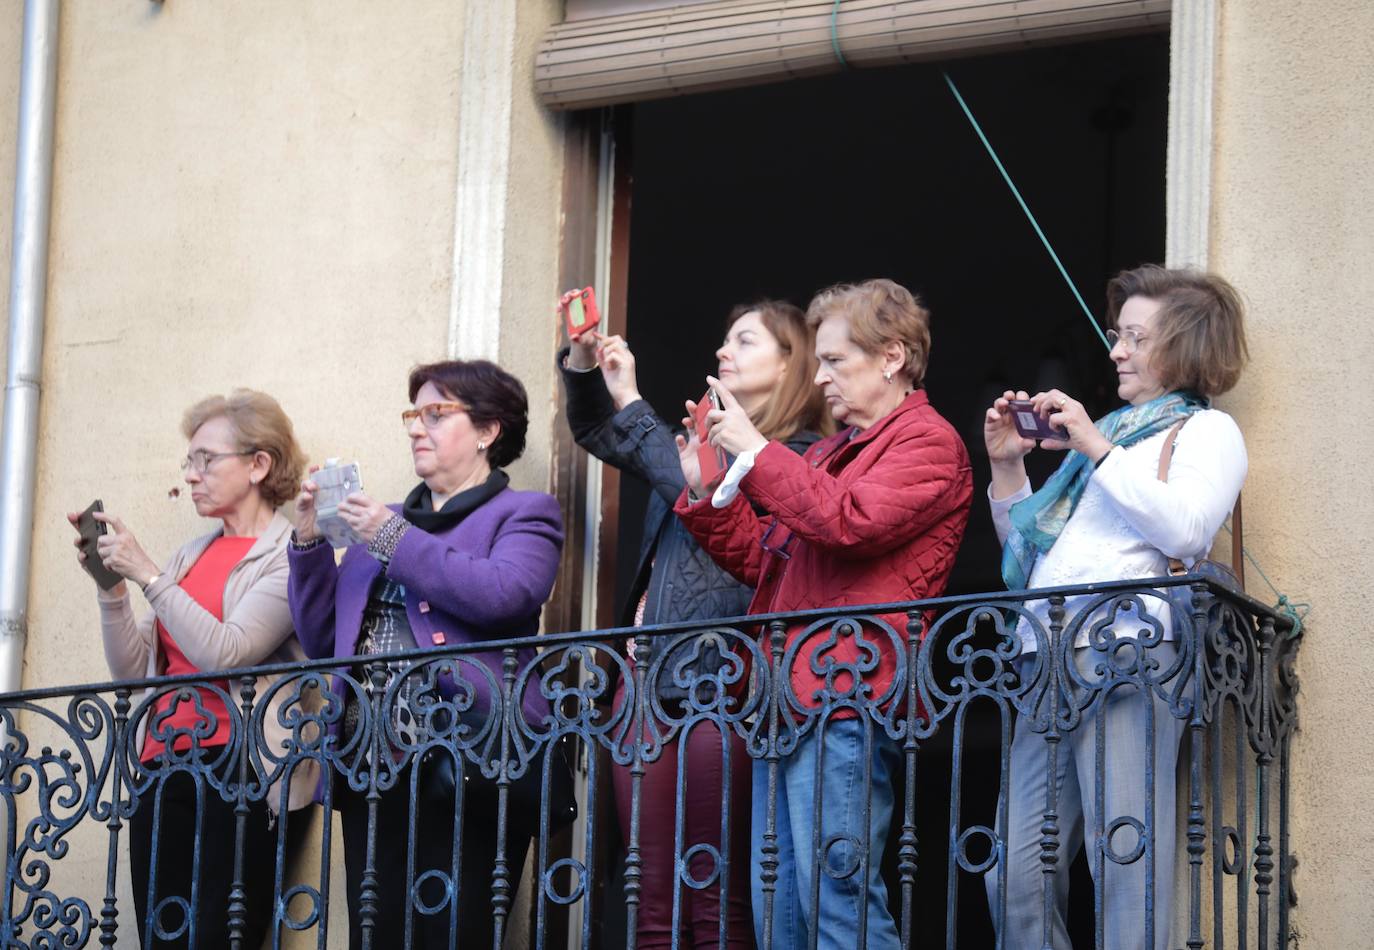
xmin=600 ymin=30 xmax=1168 ymax=948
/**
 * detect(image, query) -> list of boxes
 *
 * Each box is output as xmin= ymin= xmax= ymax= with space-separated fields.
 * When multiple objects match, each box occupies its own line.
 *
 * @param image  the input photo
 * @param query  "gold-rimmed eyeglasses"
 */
xmin=179 ymin=449 xmax=256 ymax=474
xmin=401 ymin=401 xmax=467 ymax=429
xmin=1106 ymin=328 xmax=1150 ymax=354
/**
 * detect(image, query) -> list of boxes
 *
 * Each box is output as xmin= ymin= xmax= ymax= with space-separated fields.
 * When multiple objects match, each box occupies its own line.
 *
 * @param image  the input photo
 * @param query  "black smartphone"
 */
xmin=76 ymin=500 xmax=124 ymax=590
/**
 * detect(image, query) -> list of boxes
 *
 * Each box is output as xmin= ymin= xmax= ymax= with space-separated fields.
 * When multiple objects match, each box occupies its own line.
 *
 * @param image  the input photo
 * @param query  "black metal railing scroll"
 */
xmin=0 ymin=575 xmax=1301 ymax=949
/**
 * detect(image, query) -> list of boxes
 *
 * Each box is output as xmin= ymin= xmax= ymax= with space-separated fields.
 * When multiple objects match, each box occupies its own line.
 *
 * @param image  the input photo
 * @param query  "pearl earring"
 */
xmin=884 ymin=370 xmax=892 ymax=384
xmin=477 ymin=441 xmax=486 ymax=453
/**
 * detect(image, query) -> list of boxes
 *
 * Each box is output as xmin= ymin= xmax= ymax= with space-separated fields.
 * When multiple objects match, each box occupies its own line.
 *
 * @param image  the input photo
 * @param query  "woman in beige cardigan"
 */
xmin=69 ymin=389 xmax=315 ymax=950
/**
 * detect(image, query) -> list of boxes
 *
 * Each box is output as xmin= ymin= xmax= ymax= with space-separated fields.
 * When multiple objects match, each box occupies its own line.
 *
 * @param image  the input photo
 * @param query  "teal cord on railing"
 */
xmin=941 ymin=70 xmax=1111 ymax=350
xmin=941 ymin=68 xmax=1308 ymax=635
xmin=1218 ymin=522 xmax=1310 ymax=637
xmin=830 ymin=0 xmax=849 ymax=68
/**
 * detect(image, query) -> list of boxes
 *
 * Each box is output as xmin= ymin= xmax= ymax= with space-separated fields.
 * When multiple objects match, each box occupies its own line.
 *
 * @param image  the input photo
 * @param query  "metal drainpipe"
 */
xmin=0 ymin=0 xmax=60 ymax=696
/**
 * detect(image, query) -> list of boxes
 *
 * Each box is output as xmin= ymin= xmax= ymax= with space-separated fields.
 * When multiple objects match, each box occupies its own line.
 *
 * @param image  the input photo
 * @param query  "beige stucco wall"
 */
xmin=0 ymin=1 xmax=565 ymax=947
xmin=1212 ymin=0 xmax=1374 ymax=945
xmin=496 ymin=0 xmax=566 ymax=504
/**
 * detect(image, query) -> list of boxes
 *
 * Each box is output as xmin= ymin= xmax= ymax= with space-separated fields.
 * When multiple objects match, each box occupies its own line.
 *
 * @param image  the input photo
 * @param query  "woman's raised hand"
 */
xmin=293 ymin=466 xmax=322 ymax=543
xmin=564 ymin=291 xmax=601 ymax=370
xmin=1031 ymin=389 xmax=1113 ymax=463
xmin=595 ymin=334 xmax=643 ymax=411
xmin=674 ymin=400 xmax=707 ymax=499
xmin=984 ymin=390 xmax=1037 ymax=464
xmin=703 ymin=376 xmax=767 ymax=457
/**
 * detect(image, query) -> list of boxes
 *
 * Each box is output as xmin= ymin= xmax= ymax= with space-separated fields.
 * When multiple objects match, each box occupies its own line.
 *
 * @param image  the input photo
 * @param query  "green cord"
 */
xmin=942 ymin=68 xmax=1308 ymax=634
xmin=1218 ymin=520 xmax=1309 ymax=637
xmin=830 ymin=0 xmax=849 ymax=68
xmin=942 ymin=70 xmax=1111 ymax=351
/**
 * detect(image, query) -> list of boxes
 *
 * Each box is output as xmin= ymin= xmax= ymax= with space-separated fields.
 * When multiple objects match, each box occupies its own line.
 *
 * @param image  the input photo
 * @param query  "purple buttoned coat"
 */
xmin=287 ymin=487 xmax=564 ymax=747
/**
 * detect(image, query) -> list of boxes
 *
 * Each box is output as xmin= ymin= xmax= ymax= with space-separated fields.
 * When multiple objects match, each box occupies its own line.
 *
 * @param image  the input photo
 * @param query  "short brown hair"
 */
xmin=408 ymin=360 xmax=529 ymax=468
xmin=805 ymin=279 xmax=932 ymax=388
xmin=181 ymin=389 xmax=305 ymax=508
xmin=1106 ymin=265 xmax=1248 ymax=398
xmin=725 ymin=300 xmax=834 ymax=442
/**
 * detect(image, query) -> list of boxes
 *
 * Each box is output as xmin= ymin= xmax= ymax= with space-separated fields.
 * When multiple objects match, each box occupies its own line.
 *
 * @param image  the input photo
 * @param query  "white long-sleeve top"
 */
xmin=990 ymin=408 xmax=1247 ymax=654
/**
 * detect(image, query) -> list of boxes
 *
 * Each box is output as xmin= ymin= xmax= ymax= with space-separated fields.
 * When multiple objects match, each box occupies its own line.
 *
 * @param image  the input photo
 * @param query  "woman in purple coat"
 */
xmin=287 ymin=360 xmax=564 ymax=950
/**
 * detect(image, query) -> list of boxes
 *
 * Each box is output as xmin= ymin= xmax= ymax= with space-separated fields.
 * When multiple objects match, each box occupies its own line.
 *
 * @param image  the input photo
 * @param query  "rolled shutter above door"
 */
xmin=537 ymin=0 xmax=1169 ymax=111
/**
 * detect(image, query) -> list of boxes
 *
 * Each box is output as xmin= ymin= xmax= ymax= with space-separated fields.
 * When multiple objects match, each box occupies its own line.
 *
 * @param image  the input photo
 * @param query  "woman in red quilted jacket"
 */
xmin=674 ymin=279 xmax=973 ymax=950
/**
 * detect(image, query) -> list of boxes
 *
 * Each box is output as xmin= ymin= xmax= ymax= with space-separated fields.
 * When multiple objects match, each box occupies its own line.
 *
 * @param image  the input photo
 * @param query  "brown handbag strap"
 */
xmin=1157 ymin=421 xmax=1190 ymax=576
xmin=1156 ymin=416 xmax=1245 ymax=588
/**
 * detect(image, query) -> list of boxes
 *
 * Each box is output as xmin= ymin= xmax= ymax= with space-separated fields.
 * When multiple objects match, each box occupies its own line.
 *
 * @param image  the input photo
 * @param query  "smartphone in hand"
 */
xmin=1008 ymin=399 xmax=1067 ymax=441
xmin=313 ymin=460 xmax=365 ymax=548
xmin=76 ymin=500 xmax=125 ymax=590
xmin=560 ymin=287 xmax=601 ymax=339
xmin=694 ymin=389 xmax=728 ymax=491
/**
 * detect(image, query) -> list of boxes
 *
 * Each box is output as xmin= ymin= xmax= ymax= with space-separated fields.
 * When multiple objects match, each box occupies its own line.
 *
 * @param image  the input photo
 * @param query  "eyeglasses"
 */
xmin=180 ymin=449 xmax=256 ymax=474
xmin=1106 ymin=328 xmax=1150 ymax=354
xmin=401 ymin=401 xmax=467 ymax=429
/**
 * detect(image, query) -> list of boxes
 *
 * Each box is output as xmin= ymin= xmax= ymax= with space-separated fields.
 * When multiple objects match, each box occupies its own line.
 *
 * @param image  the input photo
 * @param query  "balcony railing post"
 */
xmin=622 ymin=631 xmax=651 ymax=950
xmin=490 ymin=647 xmax=520 ymax=949
xmin=897 ymin=609 xmax=924 ymax=948
xmin=98 ymin=689 xmax=132 ymax=949
xmin=226 ymin=674 xmax=256 ymax=950
xmin=1037 ymin=594 xmax=1067 ymax=950
xmin=1253 ymin=614 xmax=1278 ymax=950
xmin=1185 ymin=581 xmax=1213 ymax=950
xmin=758 ymin=618 xmax=787 ymax=950
xmin=358 ymin=664 xmax=389 ymax=950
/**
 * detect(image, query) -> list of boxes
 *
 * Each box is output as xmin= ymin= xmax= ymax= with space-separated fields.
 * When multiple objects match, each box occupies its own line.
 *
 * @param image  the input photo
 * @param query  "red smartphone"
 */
xmin=1007 ymin=399 xmax=1067 ymax=440
xmin=694 ymin=389 xmax=728 ymax=491
xmin=560 ymin=287 xmax=601 ymax=339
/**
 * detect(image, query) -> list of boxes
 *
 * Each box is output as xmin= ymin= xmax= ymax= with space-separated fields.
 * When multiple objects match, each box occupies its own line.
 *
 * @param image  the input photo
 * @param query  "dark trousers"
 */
xmin=128 ymin=766 xmax=283 ymax=950
xmin=611 ymin=679 xmax=755 ymax=949
xmin=337 ymin=763 xmax=533 ymax=950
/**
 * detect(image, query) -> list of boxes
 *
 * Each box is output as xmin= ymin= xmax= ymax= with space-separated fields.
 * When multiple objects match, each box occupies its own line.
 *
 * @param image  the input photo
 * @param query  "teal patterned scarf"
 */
xmin=1000 ymin=390 xmax=1207 ymax=591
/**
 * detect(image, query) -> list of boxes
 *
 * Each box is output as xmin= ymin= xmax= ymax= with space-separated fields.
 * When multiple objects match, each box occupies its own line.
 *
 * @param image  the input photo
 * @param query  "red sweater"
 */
xmin=674 ymin=390 xmax=972 ymax=715
xmin=142 ymin=536 xmax=255 ymax=760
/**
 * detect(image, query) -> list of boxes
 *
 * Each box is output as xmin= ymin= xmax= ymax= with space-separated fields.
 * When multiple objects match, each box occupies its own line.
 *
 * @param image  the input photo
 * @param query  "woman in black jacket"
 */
xmin=559 ymin=300 xmax=829 ymax=949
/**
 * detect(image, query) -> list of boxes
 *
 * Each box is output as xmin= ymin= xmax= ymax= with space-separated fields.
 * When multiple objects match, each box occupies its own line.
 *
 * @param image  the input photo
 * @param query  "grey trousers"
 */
xmin=985 ymin=642 xmax=1185 ymax=950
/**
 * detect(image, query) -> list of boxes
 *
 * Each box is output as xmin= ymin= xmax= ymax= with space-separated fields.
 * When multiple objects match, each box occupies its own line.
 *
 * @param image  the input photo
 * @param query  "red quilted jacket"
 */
xmin=674 ymin=389 xmax=973 ymax=715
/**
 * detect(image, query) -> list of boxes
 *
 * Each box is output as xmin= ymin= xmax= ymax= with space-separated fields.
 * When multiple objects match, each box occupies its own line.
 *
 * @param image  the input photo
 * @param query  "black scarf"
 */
xmin=400 ymin=470 xmax=509 ymax=533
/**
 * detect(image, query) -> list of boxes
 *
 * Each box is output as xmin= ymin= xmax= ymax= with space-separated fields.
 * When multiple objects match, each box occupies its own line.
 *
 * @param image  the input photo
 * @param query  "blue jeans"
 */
xmin=985 ymin=643 xmax=1185 ymax=950
xmin=751 ymin=718 xmax=901 ymax=949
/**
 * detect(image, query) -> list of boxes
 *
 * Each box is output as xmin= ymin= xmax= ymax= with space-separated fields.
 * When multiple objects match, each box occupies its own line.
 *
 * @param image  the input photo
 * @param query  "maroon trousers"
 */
xmin=611 ymin=678 xmax=755 ymax=949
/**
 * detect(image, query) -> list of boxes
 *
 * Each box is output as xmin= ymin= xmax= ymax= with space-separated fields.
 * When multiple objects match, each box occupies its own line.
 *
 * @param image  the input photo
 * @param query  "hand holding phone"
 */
xmin=694 ymin=389 xmax=728 ymax=491
xmin=559 ymin=287 xmax=601 ymax=340
xmin=313 ymin=460 xmax=365 ymax=548
xmin=73 ymin=500 xmax=125 ymax=590
xmin=1007 ymin=399 xmax=1067 ymax=441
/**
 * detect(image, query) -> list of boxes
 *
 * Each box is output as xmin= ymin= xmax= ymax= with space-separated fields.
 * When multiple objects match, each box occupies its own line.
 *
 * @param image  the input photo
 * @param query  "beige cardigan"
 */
xmin=97 ymin=511 xmax=318 ymax=811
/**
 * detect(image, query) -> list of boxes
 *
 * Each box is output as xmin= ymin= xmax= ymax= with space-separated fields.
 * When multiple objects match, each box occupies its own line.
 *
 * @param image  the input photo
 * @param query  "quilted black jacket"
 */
xmin=558 ymin=348 xmax=818 ymax=700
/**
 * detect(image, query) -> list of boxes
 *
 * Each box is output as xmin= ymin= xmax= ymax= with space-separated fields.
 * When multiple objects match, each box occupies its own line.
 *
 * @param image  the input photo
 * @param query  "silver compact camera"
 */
xmin=313 ymin=459 xmax=364 ymax=548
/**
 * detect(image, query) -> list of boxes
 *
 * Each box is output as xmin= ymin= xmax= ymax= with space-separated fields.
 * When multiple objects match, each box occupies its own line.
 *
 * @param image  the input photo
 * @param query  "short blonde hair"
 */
xmin=805 ymin=279 xmax=932 ymax=388
xmin=181 ymin=389 xmax=305 ymax=508
xmin=1106 ymin=265 xmax=1249 ymax=398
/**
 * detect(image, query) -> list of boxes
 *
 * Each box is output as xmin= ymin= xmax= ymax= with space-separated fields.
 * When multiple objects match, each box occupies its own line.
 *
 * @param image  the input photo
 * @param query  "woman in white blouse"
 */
xmin=981 ymin=264 xmax=1249 ymax=950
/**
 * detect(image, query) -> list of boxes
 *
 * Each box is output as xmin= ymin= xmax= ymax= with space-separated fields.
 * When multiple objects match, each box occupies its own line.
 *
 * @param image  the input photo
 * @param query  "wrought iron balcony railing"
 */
xmin=0 ymin=575 xmax=1299 ymax=949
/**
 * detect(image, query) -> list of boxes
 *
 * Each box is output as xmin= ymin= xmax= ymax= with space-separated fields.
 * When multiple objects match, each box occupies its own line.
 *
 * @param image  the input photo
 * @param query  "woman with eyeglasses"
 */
xmin=287 ymin=359 xmax=563 ymax=950
xmin=69 ymin=388 xmax=315 ymax=950
xmin=981 ymin=265 xmax=1249 ymax=950
xmin=674 ymin=279 xmax=973 ymax=949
